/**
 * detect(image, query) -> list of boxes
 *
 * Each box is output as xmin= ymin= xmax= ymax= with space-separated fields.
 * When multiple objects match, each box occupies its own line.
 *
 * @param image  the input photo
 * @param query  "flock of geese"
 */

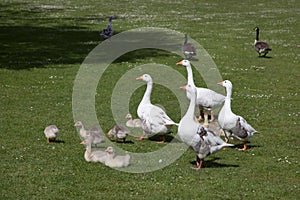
xmin=44 ymin=17 xmax=272 ymax=170
xmin=99 ymin=16 xmax=272 ymax=58
xmin=44 ymin=60 xmax=258 ymax=170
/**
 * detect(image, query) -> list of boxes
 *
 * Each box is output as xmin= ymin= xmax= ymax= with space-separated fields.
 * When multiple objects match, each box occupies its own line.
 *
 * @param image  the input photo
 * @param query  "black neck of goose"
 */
xmin=255 ymin=29 xmax=259 ymax=41
xmin=184 ymin=35 xmax=188 ymax=44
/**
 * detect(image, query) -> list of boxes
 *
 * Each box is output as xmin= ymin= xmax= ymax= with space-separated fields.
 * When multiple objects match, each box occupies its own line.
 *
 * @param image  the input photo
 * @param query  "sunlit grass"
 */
xmin=0 ymin=0 xmax=299 ymax=199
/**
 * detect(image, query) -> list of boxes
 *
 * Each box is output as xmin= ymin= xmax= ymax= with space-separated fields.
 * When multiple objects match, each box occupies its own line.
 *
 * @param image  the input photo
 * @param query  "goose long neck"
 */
xmin=186 ymin=65 xmax=196 ymax=87
xmin=107 ymin=152 xmax=114 ymax=159
xmin=224 ymin=86 xmax=232 ymax=109
xmin=84 ymin=141 xmax=92 ymax=161
xmin=80 ymin=124 xmax=85 ymax=131
xmin=184 ymin=35 xmax=188 ymax=44
xmin=185 ymin=91 xmax=196 ymax=120
xmin=86 ymin=140 xmax=92 ymax=153
xmin=255 ymin=29 xmax=259 ymax=41
xmin=141 ymin=80 xmax=152 ymax=104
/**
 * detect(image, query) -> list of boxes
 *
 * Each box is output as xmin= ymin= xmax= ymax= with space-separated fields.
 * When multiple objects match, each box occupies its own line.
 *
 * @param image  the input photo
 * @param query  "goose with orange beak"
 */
xmin=176 ymin=60 xmax=225 ymax=122
xmin=217 ymin=80 xmax=258 ymax=151
xmin=136 ymin=74 xmax=178 ymax=143
xmin=178 ymin=84 xmax=233 ymax=170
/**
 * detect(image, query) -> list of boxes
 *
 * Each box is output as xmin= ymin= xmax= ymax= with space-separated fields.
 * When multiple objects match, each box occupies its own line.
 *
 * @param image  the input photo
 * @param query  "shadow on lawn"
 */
xmin=0 ymin=25 xmax=180 ymax=70
xmin=0 ymin=25 xmax=108 ymax=70
xmin=190 ymin=157 xmax=239 ymax=169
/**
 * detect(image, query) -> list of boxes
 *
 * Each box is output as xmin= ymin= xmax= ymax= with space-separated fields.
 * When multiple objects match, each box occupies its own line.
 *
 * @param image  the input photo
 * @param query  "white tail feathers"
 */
xmin=210 ymin=143 xmax=234 ymax=154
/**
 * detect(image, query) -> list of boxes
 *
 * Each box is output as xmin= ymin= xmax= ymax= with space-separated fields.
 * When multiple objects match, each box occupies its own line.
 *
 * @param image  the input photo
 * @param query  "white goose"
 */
xmin=80 ymin=134 xmax=107 ymax=163
xmin=44 ymin=125 xmax=59 ymax=143
xmin=178 ymin=85 xmax=233 ymax=170
xmin=104 ymin=146 xmax=130 ymax=168
xmin=136 ymin=74 xmax=178 ymax=143
xmin=177 ymin=60 xmax=225 ymax=121
xmin=125 ymin=113 xmax=142 ymax=128
xmin=218 ymin=80 xmax=258 ymax=151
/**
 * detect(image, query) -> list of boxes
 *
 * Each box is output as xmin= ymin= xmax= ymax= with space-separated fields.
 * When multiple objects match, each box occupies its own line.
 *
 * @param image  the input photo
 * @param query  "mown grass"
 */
xmin=1 ymin=0 xmax=299 ymax=199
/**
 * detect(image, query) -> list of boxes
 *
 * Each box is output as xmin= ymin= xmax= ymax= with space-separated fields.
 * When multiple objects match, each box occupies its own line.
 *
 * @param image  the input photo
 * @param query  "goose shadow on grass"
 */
xmin=0 ymin=25 xmax=182 ymax=70
xmin=46 ymin=139 xmax=65 ymax=144
xmin=258 ymin=55 xmax=272 ymax=59
xmin=190 ymin=157 xmax=239 ymax=169
xmin=52 ymin=139 xmax=65 ymax=144
xmin=234 ymin=143 xmax=262 ymax=150
xmin=109 ymin=140 xmax=135 ymax=144
xmin=148 ymin=134 xmax=181 ymax=143
xmin=0 ymin=25 xmax=123 ymax=70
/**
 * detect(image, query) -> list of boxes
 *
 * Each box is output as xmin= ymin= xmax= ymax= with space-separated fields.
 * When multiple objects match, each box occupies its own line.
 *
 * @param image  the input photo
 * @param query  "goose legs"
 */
xmin=209 ymin=110 xmax=215 ymax=122
xmin=192 ymin=156 xmax=203 ymax=171
xmin=135 ymin=133 xmax=146 ymax=141
xmin=225 ymin=134 xmax=247 ymax=151
xmin=156 ymin=135 xmax=165 ymax=143
xmin=136 ymin=133 xmax=166 ymax=143
xmin=197 ymin=107 xmax=215 ymax=122
xmin=238 ymin=141 xmax=247 ymax=151
xmin=197 ymin=106 xmax=204 ymax=121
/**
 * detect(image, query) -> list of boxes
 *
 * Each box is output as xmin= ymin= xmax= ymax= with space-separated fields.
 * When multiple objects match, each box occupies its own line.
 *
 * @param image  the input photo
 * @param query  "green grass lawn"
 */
xmin=1 ymin=0 xmax=299 ymax=199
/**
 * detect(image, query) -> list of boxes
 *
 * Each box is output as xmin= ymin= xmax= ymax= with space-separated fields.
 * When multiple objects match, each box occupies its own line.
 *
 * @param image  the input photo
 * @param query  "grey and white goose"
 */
xmin=100 ymin=16 xmax=114 ymax=39
xmin=182 ymin=34 xmax=196 ymax=60
xmin=254 ymin=27 xmax=271 ymax=57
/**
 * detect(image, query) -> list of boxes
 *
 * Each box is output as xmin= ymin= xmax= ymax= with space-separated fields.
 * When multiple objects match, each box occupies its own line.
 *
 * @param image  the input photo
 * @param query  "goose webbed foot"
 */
xmin=223 ymin=137 xmax=229 ymax=150
xmin=192 ymin=157 xmax=203 ymax=171
xmin=209 ymin=111 xmax=215 ymax=122
xmin=238 ymin=142 xmax=247 ymax=151
xmin=135 ymin=133 xmax=146 ymax=141
xmin=156 ymin=135 xmax=165 ymax=144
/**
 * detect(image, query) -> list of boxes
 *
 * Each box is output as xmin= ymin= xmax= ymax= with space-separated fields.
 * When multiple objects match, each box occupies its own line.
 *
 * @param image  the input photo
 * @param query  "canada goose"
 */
xmin=254 ymin=27 xmax=272 ymax=57
xmin=100 ymin=16 xmax=114 ymax=39
xmin=182 ymin=34 xmax=196 ymax=60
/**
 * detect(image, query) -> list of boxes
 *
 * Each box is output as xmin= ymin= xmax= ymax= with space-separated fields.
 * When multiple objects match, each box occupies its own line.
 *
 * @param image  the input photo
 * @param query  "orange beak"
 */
xmin=136 ymin=76 xmax=143 ymax=80
xmin=80 ymin=141 xmax=86 ymax=144
xmin=176 ymin=61 xmax=183 ymax=65
xmin=217 ymin=81 xmax=223 ymax=86
xmin=180 ymin=85 xmax=187 ymax=90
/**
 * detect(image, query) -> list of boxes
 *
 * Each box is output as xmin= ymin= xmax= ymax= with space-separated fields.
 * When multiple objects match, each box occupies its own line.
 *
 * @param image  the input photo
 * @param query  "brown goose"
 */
xmin=182 ymin=34 xmax=196 ymax=60
xmin=254 ymin=27 xmax=272 ymax=57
